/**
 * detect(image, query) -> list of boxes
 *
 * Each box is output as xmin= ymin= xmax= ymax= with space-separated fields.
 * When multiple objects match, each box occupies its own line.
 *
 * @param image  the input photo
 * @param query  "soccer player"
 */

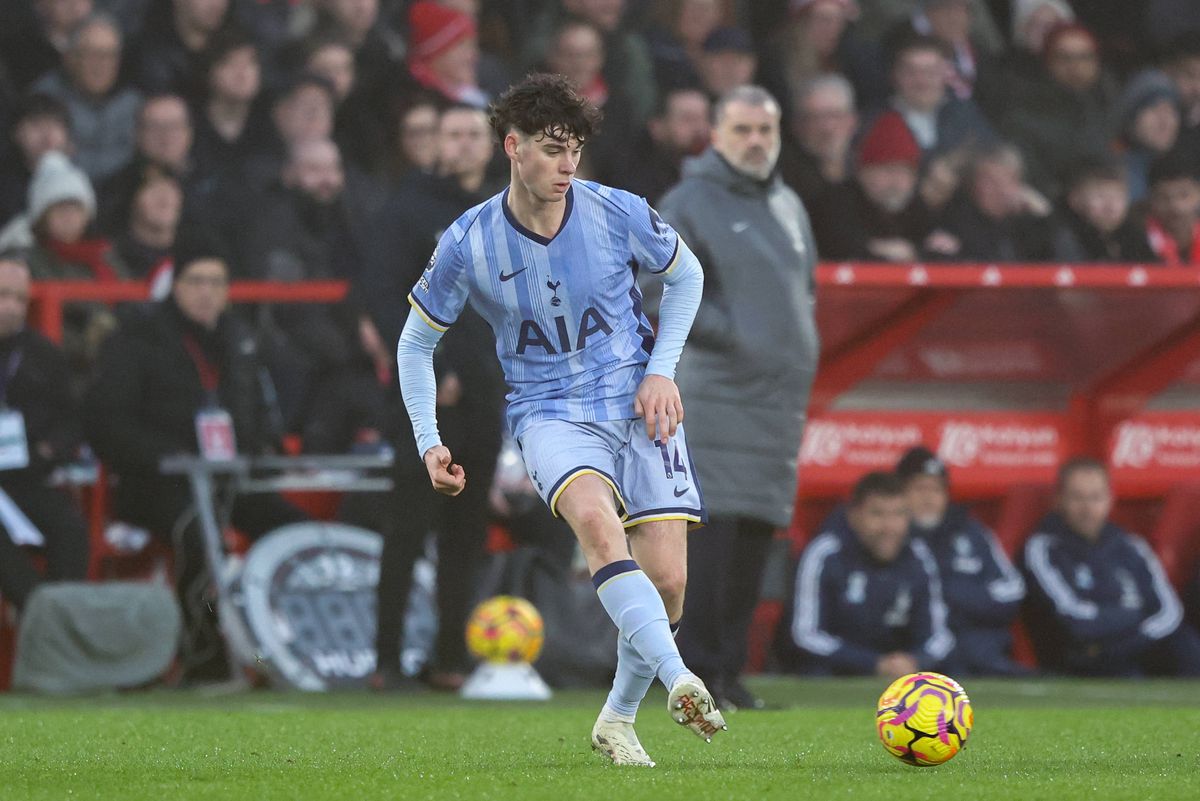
xmin=395 ymin=73 xmax=726 ymax=766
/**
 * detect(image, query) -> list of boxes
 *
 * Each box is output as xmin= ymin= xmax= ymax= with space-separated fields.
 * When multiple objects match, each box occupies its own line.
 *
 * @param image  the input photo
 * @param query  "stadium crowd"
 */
xmin=2 ymin=0 xmax=1200 ymax=689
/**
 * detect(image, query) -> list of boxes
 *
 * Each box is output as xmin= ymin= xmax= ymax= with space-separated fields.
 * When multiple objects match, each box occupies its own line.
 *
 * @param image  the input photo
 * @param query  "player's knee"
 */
xmin=564 ymin=500 xmax=615 ymax=536
xmin=646 ymin=564 xmax=687 ymax=608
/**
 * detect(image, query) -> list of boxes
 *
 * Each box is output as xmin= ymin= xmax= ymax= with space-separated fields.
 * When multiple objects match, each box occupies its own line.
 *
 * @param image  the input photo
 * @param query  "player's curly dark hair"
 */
xmin=488 ymin=73 xmax=602 ymax=145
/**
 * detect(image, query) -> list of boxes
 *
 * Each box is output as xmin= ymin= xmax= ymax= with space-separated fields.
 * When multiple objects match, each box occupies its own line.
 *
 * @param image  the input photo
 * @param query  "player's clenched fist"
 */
xmin=634 ymin=374 xmax=685 ymax=444
xmin=423 ymin=445 xmax=466 ymax=495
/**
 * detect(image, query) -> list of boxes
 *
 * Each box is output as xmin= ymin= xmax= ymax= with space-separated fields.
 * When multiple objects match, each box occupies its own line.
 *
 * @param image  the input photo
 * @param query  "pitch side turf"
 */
xmin=2 ymin=677 xmax=1197 ymax=801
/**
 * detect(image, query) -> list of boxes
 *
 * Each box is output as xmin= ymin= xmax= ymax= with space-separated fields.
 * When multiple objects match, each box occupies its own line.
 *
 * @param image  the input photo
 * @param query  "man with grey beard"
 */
xmin=657 ymin=85 xmax=820 ymax=711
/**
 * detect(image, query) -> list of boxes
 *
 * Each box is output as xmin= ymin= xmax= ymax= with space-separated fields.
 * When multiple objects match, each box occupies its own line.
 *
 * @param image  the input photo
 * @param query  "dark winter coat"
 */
xmin=83 ymin=299 xmax=276 ymax=479
xmin=912 ymin=505 xmax=1025 ymax=673
xmin=997 ymin=73 xmax=1115 ymax=196
xmin=1051 ymin=208 xmax=1159 ymax=264
xmin=658 ymin=149 xmax=819 ymax=528
xmin=1021 ymin=512 xmax=1185 ymax=675
xmin=788 ymin=512 xmax=956 ymax=674
xmin=933 ymin=196 xmax=1056 ymax=261
xmin=810 ymin=182 xmax=933 ymax=261
xmin=0 ymin=329 xmax=81 ymax=484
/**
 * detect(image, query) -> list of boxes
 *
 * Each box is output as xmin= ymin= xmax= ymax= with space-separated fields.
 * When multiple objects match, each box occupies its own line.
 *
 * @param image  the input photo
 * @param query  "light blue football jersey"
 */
xmin=408 ymin=181 xmax=682 ymax=439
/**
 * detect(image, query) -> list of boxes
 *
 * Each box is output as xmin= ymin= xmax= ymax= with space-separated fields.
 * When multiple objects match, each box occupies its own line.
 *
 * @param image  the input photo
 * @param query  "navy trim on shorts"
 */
xmin=545 ymin=464 xmax=621 ymax=505
xmin=623 ymin=506 xmax=705 ymax=522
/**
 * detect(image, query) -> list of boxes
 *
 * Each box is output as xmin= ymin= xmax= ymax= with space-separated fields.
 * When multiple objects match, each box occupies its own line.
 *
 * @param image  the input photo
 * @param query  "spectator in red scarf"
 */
xmin=1145 ymin=151 xmax=1200 ymax=267
xmin=0 ymin=151 xmax=128 ymax=376
xmin=0 ymin=151 xmax=125 ymax=282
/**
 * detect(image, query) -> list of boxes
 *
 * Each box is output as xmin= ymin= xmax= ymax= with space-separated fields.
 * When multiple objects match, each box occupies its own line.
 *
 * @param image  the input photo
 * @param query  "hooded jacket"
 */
xmin=658 ymin=149 xmax=819 ymax=527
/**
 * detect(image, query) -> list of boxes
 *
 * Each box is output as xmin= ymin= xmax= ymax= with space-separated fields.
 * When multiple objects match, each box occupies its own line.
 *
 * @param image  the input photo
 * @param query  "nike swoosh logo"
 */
xmin=731 ymin=221 xmax=750 ymax=233
xmin=673 ymin=486 xmax=689 ymax=498
xmin=499 ymin=267 xmax=529 ymax=282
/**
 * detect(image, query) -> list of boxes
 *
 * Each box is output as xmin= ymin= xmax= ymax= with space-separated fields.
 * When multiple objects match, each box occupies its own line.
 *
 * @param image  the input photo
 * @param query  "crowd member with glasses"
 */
xmin=84 ymin=233 xmax=305 ymax=683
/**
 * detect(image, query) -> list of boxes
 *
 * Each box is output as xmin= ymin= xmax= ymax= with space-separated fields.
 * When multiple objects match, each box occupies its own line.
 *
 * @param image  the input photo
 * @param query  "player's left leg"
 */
xmin=617 ymin=420 xmax=725 ymax=741
xmin=628 ymin=519 xmax=725 ymax=740
xmin=598 ymin=520 xmax=686 ymax=730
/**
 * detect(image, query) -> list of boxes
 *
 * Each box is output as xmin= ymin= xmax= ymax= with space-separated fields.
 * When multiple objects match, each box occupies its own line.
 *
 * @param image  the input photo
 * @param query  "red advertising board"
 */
xmin=1109 ymin=413 xmax=1200 ymax=485
xmin=798 ymin=412 xmax=1073 ymax=496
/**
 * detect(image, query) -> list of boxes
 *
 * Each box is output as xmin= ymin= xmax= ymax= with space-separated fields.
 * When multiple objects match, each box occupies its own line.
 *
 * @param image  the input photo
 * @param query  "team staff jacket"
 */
xmin=791 ymin=511 xmax=955 ymax=674
xmin=914 ymin=504 xmax=1025 ymax=632
xmin=1021 ymin=512 xmax=1184 ymax=671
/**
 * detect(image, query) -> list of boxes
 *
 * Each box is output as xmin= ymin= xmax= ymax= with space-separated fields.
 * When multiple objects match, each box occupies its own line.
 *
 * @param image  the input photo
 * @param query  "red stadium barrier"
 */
xmin=29 ymin=280 xmax=351 ymax=343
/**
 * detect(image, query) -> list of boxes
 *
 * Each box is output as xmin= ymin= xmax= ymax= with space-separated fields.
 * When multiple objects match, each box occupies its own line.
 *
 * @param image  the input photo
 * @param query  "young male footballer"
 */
xmin=396 ymin=73 xmax=725 ymax=766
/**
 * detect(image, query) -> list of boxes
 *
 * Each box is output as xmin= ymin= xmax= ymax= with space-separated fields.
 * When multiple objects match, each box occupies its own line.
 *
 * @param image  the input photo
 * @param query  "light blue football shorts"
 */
xmin=516 ymin=418 xmax=707 ymax=529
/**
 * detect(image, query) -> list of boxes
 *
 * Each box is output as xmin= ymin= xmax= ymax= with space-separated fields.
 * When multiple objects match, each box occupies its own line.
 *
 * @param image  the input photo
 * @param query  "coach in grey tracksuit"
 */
xmin=657 ymin=85 xmax=819 ymax=710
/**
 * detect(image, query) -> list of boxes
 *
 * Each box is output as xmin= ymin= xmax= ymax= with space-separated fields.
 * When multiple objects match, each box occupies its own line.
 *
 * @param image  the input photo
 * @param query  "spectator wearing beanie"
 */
xmin=1112 ymin=71 xmax=1184 ymax=203
xmin=0 ymin=152 xmax=128 ymax=380
xmin=407 ymin=1 xmax=487 ymax=107
xmin=0 ymin=152 xmax=128 ymax=282
xmin=810 ymin=110 xmax=933 ymax=261
xmin=996 ymin=21 xmax=1115 ymax=197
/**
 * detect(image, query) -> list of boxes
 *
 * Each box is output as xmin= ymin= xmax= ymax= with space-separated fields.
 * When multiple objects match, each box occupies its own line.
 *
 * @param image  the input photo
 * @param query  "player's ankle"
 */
xmin=600 ymin=702 xmax=637 ymax=724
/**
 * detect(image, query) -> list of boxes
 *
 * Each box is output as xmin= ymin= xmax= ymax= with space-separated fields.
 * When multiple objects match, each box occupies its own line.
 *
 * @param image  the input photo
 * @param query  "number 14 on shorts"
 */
xmin=655 ymin=441 xmax=687 ymax=480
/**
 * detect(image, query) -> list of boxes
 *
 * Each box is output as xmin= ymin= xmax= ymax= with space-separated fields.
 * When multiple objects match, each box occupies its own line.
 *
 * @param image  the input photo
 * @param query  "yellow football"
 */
xmin=465 ymin=595 xmax=545 ymax=664
xmin=876 ymin=672 xmax=973 ymax=766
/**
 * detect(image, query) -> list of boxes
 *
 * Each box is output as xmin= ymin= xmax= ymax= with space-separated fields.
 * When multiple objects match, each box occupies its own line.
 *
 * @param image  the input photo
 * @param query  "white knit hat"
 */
xmin=1011 ymin=0 xmax=1075 ymax=51
xmin=27 ymin=151 xmax=96 ymax=224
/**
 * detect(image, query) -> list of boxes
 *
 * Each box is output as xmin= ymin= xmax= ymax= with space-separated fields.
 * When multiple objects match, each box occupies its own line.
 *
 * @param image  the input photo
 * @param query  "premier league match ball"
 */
xmin=465 ymin=596 xmax=545 ymax=664
xmin=876 ymin=672 xmax=973 ymax=766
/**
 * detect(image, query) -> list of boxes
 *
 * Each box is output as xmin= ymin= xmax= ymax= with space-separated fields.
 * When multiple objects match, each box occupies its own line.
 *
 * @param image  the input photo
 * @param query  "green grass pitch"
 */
xmin=2 ymin=677 xmax=1198 ymax=801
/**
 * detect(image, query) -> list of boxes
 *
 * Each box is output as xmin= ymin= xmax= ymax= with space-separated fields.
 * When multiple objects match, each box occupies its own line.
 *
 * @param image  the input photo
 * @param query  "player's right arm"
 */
xmin=397 ymin=228 xmax=471 ymax=495
xmin=396 ymin=312 xmax=464 ymax=495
